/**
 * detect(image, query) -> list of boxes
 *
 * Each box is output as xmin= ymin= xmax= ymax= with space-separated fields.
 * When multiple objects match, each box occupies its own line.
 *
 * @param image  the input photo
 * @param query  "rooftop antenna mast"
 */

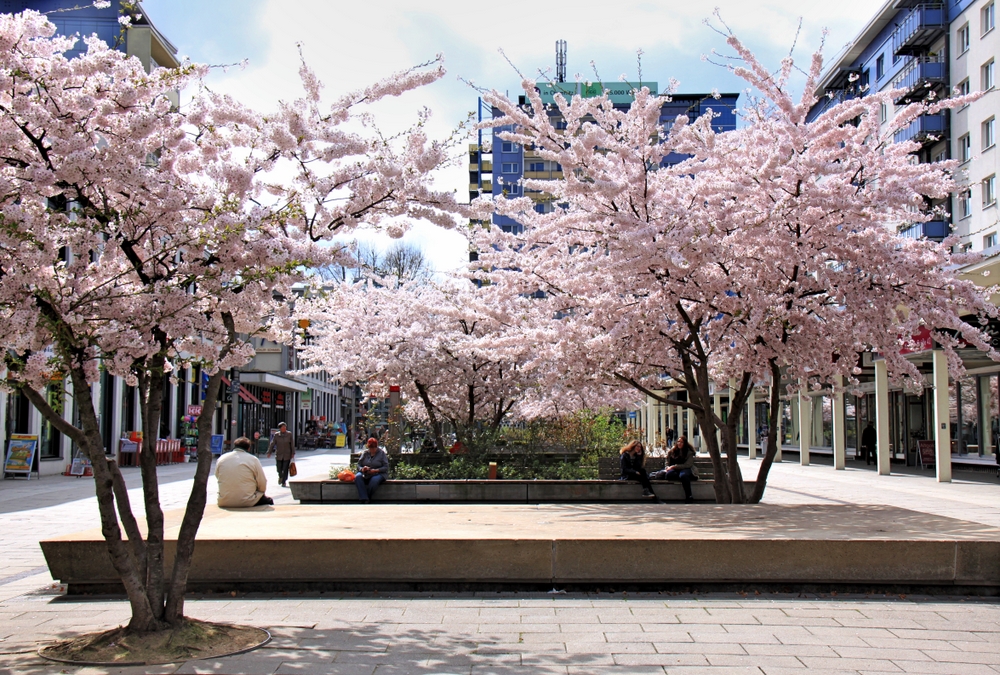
xmin=556 ymin=39 xmax=567 ymax=83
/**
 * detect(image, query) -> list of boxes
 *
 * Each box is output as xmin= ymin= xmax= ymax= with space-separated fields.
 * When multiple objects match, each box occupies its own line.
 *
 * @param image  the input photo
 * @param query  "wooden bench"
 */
xmin=597 ymin=456 xmax=715 ymax=481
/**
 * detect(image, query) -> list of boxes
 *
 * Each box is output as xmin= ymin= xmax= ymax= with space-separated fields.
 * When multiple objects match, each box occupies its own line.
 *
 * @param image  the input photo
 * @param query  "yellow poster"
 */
xmin=335 ymin=434 xmax=346 ymax=448
xmin=4 ymin=434 xmax=38 ymax=475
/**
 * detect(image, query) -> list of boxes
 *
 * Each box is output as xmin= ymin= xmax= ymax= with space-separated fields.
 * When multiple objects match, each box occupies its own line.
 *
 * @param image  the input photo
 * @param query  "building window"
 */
xmin=875 ymin=55 xmax=884 ymax=81
xmin=983 ymin=59 xmax=995 ymax=91
xmin=957 ymin=78 xmax=971 ymax=104
xmin=501 ymin=163 xmax=519 ymax=174
xmin=528 ymin=162 xmax=545 ymax=171
xmin=959 ymin=23 xmax=971 ymax=53
xmin=985 ymin=117 xmax=996 ymax=150
xmin=984 ymin=1 xmax=996 ymax=35
xmin=960 ymin=189 xmax=973 ymax=218
xmin=985 ymin=232 xmax=998 ymax=249
xmin=959 ymin=133 xmax=972 ymax=162
xmin=985 ymin=174 xmax=997 ymax=207
xmin=880 ymin=102 xmax=888 ymax=123
xmin=506 ymin=184 xmax=520 ymax=196
xmin=500 ymin=142 xmax=518 ymax=153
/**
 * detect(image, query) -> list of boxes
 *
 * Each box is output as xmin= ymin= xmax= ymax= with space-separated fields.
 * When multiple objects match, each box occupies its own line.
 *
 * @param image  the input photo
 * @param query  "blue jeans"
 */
xmin=664 ymin=468 xmax=694 ymax=499
xmin=355 ymin=472 xmax=385 ymax=501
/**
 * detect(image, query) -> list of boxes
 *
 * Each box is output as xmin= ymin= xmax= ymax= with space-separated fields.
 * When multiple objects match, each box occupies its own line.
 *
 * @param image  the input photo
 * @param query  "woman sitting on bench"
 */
xmin=619 ymin=440 xmax=655 ymax=498
xmin=653 ymin=436 xmax=697 ymax=503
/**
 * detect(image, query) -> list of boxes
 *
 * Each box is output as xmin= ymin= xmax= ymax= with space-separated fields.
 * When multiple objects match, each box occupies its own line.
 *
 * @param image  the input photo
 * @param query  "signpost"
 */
xmin=917 ymin=440 xmax=936 ymax=468
xmin=4 ymin=434 xmax=39 ymax=479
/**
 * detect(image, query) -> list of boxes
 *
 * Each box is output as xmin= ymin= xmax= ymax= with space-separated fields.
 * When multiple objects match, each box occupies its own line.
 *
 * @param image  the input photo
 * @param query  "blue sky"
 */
xmin=140 ymin=0 xmax=878 ymax=271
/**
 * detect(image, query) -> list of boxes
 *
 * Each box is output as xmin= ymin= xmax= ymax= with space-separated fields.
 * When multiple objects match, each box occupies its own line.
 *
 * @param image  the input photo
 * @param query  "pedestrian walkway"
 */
xmin=0 ymin=451 xmax=997 ymax=674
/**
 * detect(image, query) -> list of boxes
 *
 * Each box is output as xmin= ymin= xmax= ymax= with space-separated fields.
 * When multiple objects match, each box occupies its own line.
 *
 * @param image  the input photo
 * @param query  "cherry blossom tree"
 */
xmin=473 ymin=34 xmax=997 ymax=502
xmin=0 ymin=10 xmax=458 ymax=633
xmin=297 ymin=279 xmax=549 ymax=451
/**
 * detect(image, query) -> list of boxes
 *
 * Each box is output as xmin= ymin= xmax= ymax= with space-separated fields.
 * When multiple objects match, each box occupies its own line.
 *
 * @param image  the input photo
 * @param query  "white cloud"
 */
xmin=183 ymin=0 xmax=878 ymax=271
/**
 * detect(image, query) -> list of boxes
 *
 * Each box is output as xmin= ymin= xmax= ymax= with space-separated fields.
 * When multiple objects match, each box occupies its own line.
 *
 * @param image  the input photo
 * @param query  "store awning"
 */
xmin=220 ymin=376 xmax=262 ymax=404
xmin=238 ymin=372 xmax=309 ymax=393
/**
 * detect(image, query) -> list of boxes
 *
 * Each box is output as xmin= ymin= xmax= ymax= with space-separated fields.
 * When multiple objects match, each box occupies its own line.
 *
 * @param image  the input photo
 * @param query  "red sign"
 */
xmin=261 ymin=390 xmax=272 ymax=404
xmin=187 ymin=405 xmax=203 ymax=417
xmin=276 ymin=392 xmax=285 ymax=407
xmin=320 ymin=416 xmax=326 ymax=421
xmin=899 ymin=326 xmax=934 ymax=355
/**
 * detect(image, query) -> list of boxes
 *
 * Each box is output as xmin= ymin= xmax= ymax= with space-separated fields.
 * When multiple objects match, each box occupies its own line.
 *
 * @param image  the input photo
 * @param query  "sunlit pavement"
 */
xmin=0 ymin=451 xmax=997 ymax=674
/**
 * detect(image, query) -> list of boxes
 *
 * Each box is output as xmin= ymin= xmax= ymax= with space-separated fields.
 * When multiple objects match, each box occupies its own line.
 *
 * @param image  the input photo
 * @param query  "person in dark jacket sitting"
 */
xmin=355 ymin=437 xmax=389 ymax=503
xmin=653 ymin=436 xmax=697 ymax=503
xmin=620 ymin=440 xmax=655 ymax=498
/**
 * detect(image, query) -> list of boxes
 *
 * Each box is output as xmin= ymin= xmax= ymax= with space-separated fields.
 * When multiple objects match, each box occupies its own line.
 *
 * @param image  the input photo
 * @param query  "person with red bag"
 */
xmin=355 ymin=437 xmax=389 ymax=503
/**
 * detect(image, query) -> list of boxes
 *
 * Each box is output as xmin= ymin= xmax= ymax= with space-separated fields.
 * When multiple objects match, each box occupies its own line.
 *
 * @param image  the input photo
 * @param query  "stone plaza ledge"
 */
xmin=289 ymin=477 xmax=743 ymax=503
xmin=40 ymin=503 xmax=1000 ymax=595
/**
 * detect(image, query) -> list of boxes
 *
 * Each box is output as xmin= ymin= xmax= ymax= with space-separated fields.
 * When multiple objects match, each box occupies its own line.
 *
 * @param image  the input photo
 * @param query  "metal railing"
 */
xmin=892 ymin=4 xmax=947 ymax=56
xmin=891 ymin=56 xmax=947 ymax=102
xmin=894 ymin=113 xmax=947 ymax=145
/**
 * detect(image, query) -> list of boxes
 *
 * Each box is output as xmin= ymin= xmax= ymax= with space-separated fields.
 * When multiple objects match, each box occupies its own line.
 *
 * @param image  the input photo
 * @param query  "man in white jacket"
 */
xmin=216 ymin=436 xmax=273 ymax=507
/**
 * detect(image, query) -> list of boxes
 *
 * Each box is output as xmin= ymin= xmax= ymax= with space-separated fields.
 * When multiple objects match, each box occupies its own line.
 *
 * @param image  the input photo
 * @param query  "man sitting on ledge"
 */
xmin=356 ymin=437 xmax=388 ymax=503
xmin=216 ymin=436 xmax=273 ymax=508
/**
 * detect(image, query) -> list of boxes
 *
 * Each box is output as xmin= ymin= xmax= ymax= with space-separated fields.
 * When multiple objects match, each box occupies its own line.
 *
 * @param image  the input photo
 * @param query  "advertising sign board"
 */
xmin=4 ymin=434 xmax=39 ymax=478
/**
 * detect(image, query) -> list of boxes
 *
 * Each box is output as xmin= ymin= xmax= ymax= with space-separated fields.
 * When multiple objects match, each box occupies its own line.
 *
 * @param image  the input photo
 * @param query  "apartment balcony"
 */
xmin=894 ymin=113 xmax=947 ymax=146
xmin=900 ymin=219 xmax=949 ymax=241
xmin=892 ymin=57 xmax=947 ymax=104
xmin=522 ymin=170 xmax=564 ymax=180
xmin=468 ymin=181 xmax=492 ymax=195
xmin=892 ymin=4 xmax=947 ymax=56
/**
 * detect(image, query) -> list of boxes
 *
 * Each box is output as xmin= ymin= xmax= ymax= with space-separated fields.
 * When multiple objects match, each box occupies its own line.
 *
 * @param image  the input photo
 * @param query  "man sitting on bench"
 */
xmin=216 ymin=436 xmax=273 ymax=508
xmin=652 ymin=436 xmax=697 ymax=503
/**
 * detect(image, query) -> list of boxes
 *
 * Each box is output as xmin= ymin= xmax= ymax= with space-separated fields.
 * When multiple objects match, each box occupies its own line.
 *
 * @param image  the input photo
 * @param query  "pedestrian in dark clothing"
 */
xmin=266 ymin=422 xmax=295 ymax=487
xmin=356 ymin=437 xmax=389 ymax=503
xmin=861 ymin=421 xmax=877 ymax=465
xmin=652 ymin=436 xmax=697 ymax=502
xmin=620 ymin=440 xmax=655 ymax=498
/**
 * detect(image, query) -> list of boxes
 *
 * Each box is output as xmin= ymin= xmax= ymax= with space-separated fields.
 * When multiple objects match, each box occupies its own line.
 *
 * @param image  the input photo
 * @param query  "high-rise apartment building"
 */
xmin=469 ymin=80 xmax=739 ymax=233
xmin=806 ymin=0 xmax=998 ymax=257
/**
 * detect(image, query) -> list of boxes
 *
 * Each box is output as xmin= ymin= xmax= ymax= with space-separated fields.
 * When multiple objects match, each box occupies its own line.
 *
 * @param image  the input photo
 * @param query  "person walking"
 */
xmin=861 ymin=420 xmax=877 ymax=465
xmin=266 ymin=421 xmax=295 ymax=487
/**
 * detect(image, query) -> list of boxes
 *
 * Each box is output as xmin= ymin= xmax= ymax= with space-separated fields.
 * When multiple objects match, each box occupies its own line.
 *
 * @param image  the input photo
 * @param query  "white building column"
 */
xmin=0 ymin=390 xmax=6 ymax=450
xmin=874 ymin=358 xmax=891 ymax=476
xmin=712 ymin=389 xmax=722 ymax=447
xmin=979 ymin=376 xmax=993 ymax=458
xmin=646 ymin=397 xmax=655 ymax=447
xmin=932 ymin=349 xmax=952 ymax=482
xmin=798 ymin=389 xmax=811 ymax=466
xmin=686 ymin=403 xmax=695 ymax=449
xmin=111 ymin=375 xmax=124 ymax=456
xmin=747 ymin=387 xmax=757 ymax=459
xmin=832 ymin=375 xmax=846 ymax=470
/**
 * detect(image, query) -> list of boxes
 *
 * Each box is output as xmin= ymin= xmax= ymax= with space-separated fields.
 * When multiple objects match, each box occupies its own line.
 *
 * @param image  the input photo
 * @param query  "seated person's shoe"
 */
xmin=642 ymin=490 xmax=654 ymax=497
xmin=685 ymin=496 xmax=695 ymax=503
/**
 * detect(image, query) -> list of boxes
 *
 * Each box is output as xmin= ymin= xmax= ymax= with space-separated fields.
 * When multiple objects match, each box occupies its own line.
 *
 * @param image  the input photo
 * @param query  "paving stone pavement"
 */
xmin=0 ymin=451 xmax=996 ymax=674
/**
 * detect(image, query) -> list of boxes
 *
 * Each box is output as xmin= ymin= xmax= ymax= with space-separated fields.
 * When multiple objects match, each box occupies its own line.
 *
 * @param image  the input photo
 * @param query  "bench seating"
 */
xmin=290 ymin=477 xmax=751 ymax=503
xmin=597 ymin=456 xmax=716 ymax=481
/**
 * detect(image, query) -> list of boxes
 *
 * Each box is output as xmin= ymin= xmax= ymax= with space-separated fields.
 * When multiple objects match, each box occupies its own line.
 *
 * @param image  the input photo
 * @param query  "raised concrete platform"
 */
xmin=290 ymin=476 xmax=740 ymax=503
xmin=40 ymin=504 xmax=1000 ymax=594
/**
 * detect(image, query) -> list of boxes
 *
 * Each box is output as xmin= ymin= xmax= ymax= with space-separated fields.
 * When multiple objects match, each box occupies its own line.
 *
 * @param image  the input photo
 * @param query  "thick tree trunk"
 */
xmin=163 ymin=369 xmax=224 ymax=623
xmin=28 ymin=369 xmax=162 ymax=632
xmin=414 ymin=380 xmax=446 ymax=452
xmin=136 ymin=355 xmax=167 ymax=623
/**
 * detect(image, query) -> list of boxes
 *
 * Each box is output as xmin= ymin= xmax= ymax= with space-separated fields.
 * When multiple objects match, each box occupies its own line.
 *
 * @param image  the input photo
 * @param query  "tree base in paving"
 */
xmin=39 ymin=619 xmax=268 ymax=666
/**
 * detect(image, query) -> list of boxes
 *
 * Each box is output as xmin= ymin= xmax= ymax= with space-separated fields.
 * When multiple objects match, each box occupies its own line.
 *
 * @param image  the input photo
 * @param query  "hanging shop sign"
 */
xmin=210 ymin=434 xmax=225 ymax=455
xmin=301 ymin=390 xmax=312 ymax=410
xmin=4 ymin=434 xmax=39 ymax=479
